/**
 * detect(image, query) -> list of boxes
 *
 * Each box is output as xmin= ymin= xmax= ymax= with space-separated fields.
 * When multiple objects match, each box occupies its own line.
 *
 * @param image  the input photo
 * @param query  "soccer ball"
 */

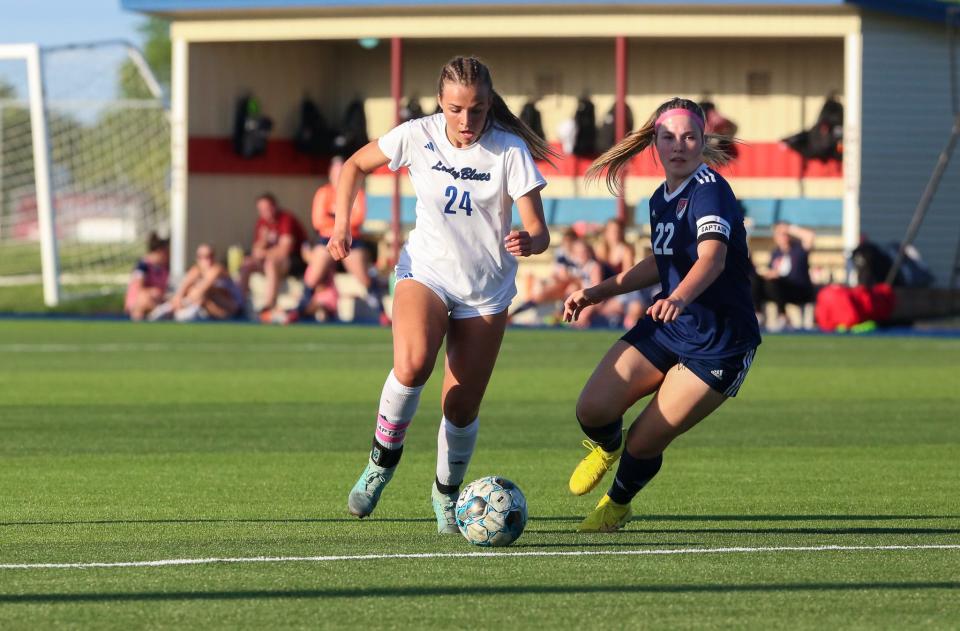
xmin=455 ymin=476 xmax=528 ymax=547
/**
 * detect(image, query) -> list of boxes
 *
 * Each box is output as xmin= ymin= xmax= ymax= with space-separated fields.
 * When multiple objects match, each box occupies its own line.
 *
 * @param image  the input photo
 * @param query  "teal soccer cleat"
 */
xmin=347 ymin=458 xmax=396 ymax=518
xmin=431 ymin=483 xmax=460 ymax=534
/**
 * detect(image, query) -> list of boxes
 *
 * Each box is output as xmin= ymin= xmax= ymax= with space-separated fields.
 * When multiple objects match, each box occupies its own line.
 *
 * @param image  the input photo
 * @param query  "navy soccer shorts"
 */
xmin=621 ymin=320 xmax=757 ymax=397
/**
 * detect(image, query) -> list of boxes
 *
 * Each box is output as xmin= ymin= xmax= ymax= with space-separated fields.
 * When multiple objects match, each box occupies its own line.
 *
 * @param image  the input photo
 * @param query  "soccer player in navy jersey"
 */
xmin=562 ymin=98 xmax=761 ymax=532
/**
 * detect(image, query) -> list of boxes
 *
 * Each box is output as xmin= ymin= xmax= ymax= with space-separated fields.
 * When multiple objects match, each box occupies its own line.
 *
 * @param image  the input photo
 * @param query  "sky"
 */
xmin=0 ymin=0 xmax=144 ymax=48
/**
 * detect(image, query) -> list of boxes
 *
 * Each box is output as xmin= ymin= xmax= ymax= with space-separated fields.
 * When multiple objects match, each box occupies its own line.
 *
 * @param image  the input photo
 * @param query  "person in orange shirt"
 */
xmin=297 ymin=157 xmax=382 ymax=320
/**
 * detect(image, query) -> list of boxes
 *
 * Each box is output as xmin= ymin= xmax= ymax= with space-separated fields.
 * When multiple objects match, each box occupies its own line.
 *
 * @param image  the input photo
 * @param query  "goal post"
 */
xmin=0 ymin=43 xmax=59 ymax=306
xmin=0 ymin=40 xmax=170 ymax=307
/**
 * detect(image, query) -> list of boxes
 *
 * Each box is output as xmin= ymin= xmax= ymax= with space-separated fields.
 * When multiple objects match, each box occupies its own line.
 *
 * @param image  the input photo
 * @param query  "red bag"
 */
xmin=815 ymin=283 xmax=897 ymax=331
xmin=815 ymin=284 xmax=862 ymax=331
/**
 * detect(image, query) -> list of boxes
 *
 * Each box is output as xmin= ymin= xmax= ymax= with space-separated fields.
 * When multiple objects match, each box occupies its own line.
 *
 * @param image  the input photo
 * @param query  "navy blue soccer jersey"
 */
xmin=646 ymin=163 xmax=761 ymax=358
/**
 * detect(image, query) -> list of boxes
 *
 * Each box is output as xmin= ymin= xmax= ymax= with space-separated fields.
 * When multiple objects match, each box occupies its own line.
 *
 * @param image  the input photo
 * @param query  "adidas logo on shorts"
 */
xmin=711 ymin=369 xmax=724 ymax=379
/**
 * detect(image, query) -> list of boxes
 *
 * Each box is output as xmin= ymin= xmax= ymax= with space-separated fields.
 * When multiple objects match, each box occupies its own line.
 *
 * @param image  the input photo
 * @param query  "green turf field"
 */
xmin=1 ymin=320 xmax=958 ymax=629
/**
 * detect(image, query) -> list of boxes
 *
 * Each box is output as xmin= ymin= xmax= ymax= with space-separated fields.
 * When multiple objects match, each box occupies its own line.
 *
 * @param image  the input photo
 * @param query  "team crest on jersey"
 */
xmin=677 ymin=198 xmax=688 ymax=219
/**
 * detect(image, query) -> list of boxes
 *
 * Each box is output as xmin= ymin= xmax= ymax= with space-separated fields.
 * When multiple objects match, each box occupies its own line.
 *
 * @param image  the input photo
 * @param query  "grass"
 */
xmin=0 ymin=321 xmax=958 ymax=629
xmin=0 ymin=283 xmax=124 ymax=314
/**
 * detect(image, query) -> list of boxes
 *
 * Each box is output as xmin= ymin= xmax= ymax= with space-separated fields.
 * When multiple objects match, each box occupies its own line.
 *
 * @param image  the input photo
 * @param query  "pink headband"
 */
xmin=654 ymin=108 xmax=704 ymax=131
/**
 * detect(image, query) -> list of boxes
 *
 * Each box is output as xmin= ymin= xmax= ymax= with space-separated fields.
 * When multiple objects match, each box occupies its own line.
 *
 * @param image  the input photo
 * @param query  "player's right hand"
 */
xmin=562 ymin=287 xmax=600 ymax=323
xmin=327 ymin=231 xmax=352 ymax=261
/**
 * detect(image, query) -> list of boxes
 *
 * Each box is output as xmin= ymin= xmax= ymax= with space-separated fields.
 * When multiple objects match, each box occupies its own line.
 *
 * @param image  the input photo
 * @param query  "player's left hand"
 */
xmin=504 ymin=231 xmax=533 ymax=257
xmin=646 ymin=295 xmax=686 ymax=323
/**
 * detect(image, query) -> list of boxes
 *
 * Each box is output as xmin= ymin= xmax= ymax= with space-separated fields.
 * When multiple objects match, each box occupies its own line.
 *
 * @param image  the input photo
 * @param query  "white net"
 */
xmin=0 ymin=42 xmax=169 ymax=299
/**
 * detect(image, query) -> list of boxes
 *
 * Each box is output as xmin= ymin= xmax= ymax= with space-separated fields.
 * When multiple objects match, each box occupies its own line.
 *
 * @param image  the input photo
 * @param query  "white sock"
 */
xmin=436 ymin=416 xmax=479 ymax=490
xmin=374 ymin=370 xmax=423 ymax=451
xmin=174 ymin=303 xmax=202 ymax=322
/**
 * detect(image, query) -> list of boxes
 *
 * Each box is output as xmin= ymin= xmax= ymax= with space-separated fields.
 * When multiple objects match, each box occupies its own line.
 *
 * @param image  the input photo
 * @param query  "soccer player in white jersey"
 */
xmin=563 ymin=98 xmax=761 ymax=532
xmin=328 ymin=56 xmax=558 ymax=533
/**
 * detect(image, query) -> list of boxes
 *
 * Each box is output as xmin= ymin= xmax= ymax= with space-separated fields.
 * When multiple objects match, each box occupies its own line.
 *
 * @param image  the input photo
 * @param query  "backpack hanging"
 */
xmin=294 ymin=97 xmax=334 ymax=156
xmin=520 ymin=101 xmax=546 ymax=141
xmin=232 ymin=94 xmax=273 ymax=158
xmin=572 ymin=96 xmax=597 ymax=156
xmin=334 ymin=98 xmax=369 ymax=158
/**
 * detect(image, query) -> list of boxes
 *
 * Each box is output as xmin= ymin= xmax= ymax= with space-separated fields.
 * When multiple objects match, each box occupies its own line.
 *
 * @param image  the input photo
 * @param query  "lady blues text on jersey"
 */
xmin=646 ymin=163 xmax=761 ymax=358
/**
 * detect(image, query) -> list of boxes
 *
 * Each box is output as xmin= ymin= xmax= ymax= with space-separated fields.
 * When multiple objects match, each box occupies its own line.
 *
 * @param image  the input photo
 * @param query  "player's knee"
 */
xmin=575 ymin=393 xmax=616 ymax=428
xmin=441 ymin=404 xmax=478 ymax=427
xmin=392 ymin=356 xmax=432 ymax=388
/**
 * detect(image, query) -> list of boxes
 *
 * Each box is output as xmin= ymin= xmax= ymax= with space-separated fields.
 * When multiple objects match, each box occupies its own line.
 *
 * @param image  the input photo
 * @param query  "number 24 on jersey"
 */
xmin=443 ymin=186 xmax=473 ymax=216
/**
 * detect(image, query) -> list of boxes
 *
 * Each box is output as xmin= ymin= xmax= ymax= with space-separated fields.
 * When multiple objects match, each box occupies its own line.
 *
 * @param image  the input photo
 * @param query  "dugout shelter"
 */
xmin=123 ymin=0 xmax=960 ymax=289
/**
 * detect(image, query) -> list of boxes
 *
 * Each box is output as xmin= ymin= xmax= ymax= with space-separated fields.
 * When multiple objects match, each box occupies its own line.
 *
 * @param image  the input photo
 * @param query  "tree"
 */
xmin=118 ymin=17 xmax=171 ymax=99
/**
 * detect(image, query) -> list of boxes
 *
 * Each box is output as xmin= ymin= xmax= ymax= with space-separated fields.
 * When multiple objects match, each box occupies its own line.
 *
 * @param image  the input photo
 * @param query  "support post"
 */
xmin=615 ymin=36 xmax=628 ymax=223
xmin=170 ymin=37 xmax=189 ymax=280
xmin=25 ymin=44 xmax=60 ymax=306
xmin=390 ymin=37 xmax=403 ymax=265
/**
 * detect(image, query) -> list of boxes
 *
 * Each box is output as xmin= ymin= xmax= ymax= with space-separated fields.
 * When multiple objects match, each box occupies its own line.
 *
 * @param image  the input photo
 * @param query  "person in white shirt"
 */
xmin=329 ymin=56 xmax=557 ymax=533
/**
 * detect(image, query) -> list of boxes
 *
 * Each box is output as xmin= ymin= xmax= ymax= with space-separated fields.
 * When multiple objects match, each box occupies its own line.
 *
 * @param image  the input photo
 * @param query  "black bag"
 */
xmin=596 ymin=103 xmax=633 ymax=153
xmin=294 ymin=98 xmax=334 ymax=156
xmin=400 ymin=97 xmax=425 ymax=123
xmin=782 ymin=95 xmax=843 ymax=162
xmin=572 ymin=96 xmax=597 ymax=156
xmin=851 ymin=240 xmax=934 ymax=288
xmin=232 ymin=94 xmax=272 ymax=158
xmin=334 ymin=99 xmax=369 ymax=158
xmin=520 ymin=101 xmax=545 ymax=141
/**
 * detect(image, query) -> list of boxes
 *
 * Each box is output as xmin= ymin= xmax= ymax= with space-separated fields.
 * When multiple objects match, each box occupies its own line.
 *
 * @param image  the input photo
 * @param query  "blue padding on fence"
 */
xmin=365 ymin=195 xmax=842 ymax=228
xmin=778 ymin=198 xmax=842 ymax=226
xmin=741 ymin=198 xmax=841 ymax=228
xmin=365 ymin=195 xmax=418 ymax=223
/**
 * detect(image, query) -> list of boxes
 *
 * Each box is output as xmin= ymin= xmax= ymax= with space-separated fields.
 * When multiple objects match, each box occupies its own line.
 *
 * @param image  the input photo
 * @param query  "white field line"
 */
xmin=2 ymin=544 xmax=958 ymax=571
xmin=0 ymin=343 xmax=391 ymax=353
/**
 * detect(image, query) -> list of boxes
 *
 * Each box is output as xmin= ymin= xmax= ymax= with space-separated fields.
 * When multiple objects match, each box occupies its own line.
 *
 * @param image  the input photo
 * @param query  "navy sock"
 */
xmin=435 ymin=477 xmax=459 ymax=495
xmin=606 ymin=450 xmax=663 ymax=505
xmin=578 ymin=416 xmax=623 ymax=453
xmin=296 ymin=284 xmax=316 ymax=314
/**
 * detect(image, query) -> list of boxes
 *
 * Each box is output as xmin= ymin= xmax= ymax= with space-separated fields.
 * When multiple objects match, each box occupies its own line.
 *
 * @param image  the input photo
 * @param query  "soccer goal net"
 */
xmin=0 ymin=41 xmax=169 ymax=306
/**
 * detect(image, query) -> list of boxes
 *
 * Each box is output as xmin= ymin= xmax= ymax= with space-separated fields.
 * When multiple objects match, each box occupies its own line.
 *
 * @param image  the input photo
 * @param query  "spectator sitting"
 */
xmin=238 ymin=192 xmax=308 ymax=322
xmin=594 ymin=219 xmax=643 ymax=328
xmin=151 ymin=244 xmax=242 ymax=321
xmin=565 ymin=238 xmax=605 ymax=328
xmin=512 ymin=228 xmax=580 ymax=320
xmin=295 ymin=157 xmax=383 ymax=322
xmin=125 ymin=232 xmax=169 ymax=321
xmin=753 ymin=221 xmax=816 ymax=331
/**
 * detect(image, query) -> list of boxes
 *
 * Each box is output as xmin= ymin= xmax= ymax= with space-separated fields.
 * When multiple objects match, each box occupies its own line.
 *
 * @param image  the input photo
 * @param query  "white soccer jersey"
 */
xmin=378 ymin=113 xmax=546 ymax=307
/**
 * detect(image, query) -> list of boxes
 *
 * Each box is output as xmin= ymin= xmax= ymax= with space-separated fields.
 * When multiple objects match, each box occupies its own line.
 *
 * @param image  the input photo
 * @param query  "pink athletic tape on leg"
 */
xmin=376 ymin=414 xmax=411 ymax=445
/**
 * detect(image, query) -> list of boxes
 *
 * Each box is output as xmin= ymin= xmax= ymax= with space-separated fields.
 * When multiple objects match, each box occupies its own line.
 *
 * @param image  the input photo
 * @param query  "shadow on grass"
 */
xmin=0 ymin=518 xmax=434 ymax=527
xmin=532 ymin=515 xmax=960 ymax=523
xmin=4 ymin=515 xmax=958 ymax=537
xmin=511 ymin=541 xmax=700 ymax=548
xmin=2 ymin=582 xmax=958 ymax=604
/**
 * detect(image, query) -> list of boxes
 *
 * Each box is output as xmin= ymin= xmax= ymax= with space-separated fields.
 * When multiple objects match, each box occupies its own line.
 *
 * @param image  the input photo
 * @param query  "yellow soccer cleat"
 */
xmin=568 ymin=439 xmax=623 ymax=496
xmin=576 ymin=494 xmax=632 ymax=533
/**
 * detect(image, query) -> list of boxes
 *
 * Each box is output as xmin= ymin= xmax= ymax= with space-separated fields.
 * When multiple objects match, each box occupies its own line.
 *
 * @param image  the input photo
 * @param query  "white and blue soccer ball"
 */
xmin=455 ymin=476 xmax=527 ymax=547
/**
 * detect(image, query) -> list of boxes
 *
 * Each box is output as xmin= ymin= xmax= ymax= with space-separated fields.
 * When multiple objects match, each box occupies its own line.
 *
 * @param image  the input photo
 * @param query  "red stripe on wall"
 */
xmin=189 ymin=137 xmax=333 ymax=176
xmin=189 ymin=137 xmax=841 ymax=179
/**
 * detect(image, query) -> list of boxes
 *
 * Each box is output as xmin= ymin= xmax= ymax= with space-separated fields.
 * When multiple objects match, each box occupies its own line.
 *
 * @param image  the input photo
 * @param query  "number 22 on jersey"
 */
xmin=443 ymin=186 xmax=473 ymax=216
xmin=653 ymin=222 xmax=675 ymax=255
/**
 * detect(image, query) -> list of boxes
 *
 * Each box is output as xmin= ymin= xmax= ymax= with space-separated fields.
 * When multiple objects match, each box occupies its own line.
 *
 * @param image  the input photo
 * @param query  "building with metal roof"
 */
xmin=123 ymin=0 xmax=960 ymax=288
